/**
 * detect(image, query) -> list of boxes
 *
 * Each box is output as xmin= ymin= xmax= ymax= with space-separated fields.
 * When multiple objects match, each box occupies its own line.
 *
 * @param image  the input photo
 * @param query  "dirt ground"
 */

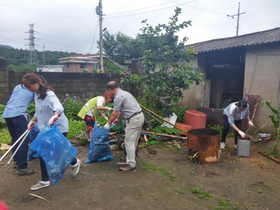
xmin=1 ymin=136 xmax=280 ymax=210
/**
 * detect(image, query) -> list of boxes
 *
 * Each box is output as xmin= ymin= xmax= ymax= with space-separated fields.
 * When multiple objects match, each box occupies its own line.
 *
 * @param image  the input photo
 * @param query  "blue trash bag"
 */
xmin=28 ymin=123 xmax=78 ymax=185
xmin=85 ymin=122 xmax=113 ymax=163
xmin=29 ymin=123 xmax=40 ymax=143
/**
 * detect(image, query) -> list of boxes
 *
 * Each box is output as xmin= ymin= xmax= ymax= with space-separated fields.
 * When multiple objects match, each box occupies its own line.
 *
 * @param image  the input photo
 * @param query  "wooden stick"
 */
xmin=29 ymin=193 xmax=49 ymax=202
xmin=141 ymin=130 xmax=187 ymax=140
xmin=258 ymin=151 xmax=280 ymax=163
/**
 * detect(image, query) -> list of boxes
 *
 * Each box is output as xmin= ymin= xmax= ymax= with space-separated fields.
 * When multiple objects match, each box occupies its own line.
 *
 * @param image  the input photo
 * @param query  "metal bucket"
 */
xmin=188 ymin=128 xmax=220 ymax=163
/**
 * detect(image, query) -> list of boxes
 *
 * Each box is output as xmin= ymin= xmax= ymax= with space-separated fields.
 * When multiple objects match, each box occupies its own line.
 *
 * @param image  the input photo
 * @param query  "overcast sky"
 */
xmin=1 ymin=0 xmax=279 ymax=55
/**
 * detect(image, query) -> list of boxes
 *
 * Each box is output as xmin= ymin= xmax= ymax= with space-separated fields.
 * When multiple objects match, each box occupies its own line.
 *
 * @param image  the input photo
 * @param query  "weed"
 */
xmin=141 ymin=162 xmax=175 ymax=181
xmin=262 ymin=101 xmax=280 ymax=158
xmin=190 ymin=187 xmax=212 ymax=199
xmin=68 ymin=119 xmax=86 ymax=139
xmin=176 ymin=189 xmax=183 ymax=194
xmin=218 ymin=199 xmax=230 ymax=206
xmin=79 ymin=137 xmax=88 ymax=145
xmin=62 ymin=94 xmax=88 ymax=120
xmin=207 ymin=124 xmax=234 ymax=138
xmin=0 ymin=104 xmax=6 ymax=128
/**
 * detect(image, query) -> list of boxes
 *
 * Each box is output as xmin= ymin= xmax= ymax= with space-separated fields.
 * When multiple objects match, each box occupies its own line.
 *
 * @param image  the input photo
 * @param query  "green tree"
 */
xmin=122 ymin=7 xmax=203 ymax=115
xmin=101 ymin=31 xmax=144 ymax=65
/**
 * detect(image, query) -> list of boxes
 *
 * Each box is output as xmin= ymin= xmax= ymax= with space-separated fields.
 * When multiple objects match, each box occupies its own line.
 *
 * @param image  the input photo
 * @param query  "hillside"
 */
xmin=0 ymin=45 xmax=14 ymax=49
xmin=0 ymin=47 xmax=77 ymax=66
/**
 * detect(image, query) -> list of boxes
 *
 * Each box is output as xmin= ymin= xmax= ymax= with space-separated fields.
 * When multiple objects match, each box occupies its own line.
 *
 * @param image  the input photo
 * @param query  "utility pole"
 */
xmin=96 ymin=0 xmax=105 ymax=72
xmin=26 ymin=23 xmax=39 ymax=65
xmin=43 ymin=43 xmax=45 ymax=65
xmin=227 ymin=2 xmax=246 ymax=36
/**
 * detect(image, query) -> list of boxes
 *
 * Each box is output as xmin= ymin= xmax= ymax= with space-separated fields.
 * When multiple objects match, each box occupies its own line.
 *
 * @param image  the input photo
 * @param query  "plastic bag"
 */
xmin=29 ymin=123 xmax=40 ymax=143
xmin=85 ymin=122 xmax=112 ymax=163
xmin=29 ymin=123 xmax=77 ymax=185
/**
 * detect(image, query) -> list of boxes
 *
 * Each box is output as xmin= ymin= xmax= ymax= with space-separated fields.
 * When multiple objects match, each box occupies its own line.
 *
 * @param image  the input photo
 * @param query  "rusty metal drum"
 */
xmin=188 ymin=128 xmax=220 ymax=163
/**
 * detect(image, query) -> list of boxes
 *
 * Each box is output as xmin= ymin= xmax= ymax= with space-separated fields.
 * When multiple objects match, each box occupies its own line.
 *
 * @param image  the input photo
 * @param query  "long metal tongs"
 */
xmin=0 ymin=129 xmax=30 ymax=163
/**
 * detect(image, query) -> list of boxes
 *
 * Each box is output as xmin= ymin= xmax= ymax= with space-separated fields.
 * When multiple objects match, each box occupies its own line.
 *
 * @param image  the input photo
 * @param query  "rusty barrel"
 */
xmin=188 ymin=128 xmax=220 ymax=163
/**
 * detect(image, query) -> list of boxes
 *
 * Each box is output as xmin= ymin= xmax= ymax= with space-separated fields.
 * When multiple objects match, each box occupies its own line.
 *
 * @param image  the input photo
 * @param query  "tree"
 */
xmin=122 ymin=7 xmax=203 ymax=115
xmin=101 ymin=31 xmax=144 ymax=65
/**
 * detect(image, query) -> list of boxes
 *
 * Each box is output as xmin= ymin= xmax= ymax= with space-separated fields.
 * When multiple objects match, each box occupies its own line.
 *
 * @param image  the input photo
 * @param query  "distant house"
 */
xmin=37 ymin=65 xmax=63 ymax=72
xmin=59 ymin=54 xmax=101 ymax=72
xmin=181 ymin=27 xmax=280 ymax=132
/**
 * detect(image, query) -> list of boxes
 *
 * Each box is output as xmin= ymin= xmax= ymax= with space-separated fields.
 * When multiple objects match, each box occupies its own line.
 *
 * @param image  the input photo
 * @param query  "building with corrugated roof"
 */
xmin=182 ymin=27 xmax=280 ymax=132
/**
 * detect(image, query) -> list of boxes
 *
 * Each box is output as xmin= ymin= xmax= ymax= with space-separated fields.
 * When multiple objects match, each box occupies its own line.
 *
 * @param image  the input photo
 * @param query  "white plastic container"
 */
xmin=237 ymin=138 xmax=251 ymax=157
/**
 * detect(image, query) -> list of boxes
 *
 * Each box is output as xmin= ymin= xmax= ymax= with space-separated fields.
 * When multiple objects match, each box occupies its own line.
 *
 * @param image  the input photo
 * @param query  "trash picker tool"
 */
xmin=0 ymin=129 xmax=29 ymax=162
xmin=7 ymin=130 xmax=30 ymax=165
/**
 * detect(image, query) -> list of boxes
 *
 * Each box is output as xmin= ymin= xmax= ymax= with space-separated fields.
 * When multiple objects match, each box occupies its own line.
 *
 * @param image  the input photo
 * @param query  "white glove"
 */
xmin=105 ymin=107 xmax=113 ymax=112
xmin=238 ymin=130 xmax=246 ymax=138
xmin=104 ymin=116 xmax=109 ymax=121
xmin=248 ymin=121 xmax=254 ymax=127
xmin=27 ymin=120 xmax=35 ymax=130
xmin=103 ymin=123 xmax=110 ymax=130
xmin=48 ymin=115 xmax=58 ymax=126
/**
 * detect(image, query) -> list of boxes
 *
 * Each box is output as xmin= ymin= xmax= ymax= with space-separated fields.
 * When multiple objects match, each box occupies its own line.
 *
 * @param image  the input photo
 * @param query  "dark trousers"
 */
xmin=5 ymin=116 xmax=29 ymax=169
xmin=40 ymin=133 xmax=77 ymax=181
xmin=221 ymin=115 xmax=242 ymax=145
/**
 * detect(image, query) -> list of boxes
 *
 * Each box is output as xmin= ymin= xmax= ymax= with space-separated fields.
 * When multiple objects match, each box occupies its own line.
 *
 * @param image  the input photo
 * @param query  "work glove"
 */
xmin=27 ymin=120 xmax=35 ymax=130
xmin=238 ymin=130 xmax=246 ymax=138
xmin=113 ymin=119 xmax=119 ymax=124
xmin=248 ymin=121 xmax=254 ymax=127
xmin=48 ymin=115 xmax=58 ymax=127
xmin=105 ymin=107 xmax=113 ymax=112
xmin=103 ymin=123 xmax=110 ymax=130
xmin=104 ymin=116 xmax=109 ymax=121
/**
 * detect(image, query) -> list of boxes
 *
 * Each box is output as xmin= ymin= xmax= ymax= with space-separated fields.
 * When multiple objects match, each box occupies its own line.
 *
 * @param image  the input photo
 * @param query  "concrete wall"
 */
xmin=177 ymin=55 xmax=207 ymax=109
xmin=0 ymin=57 xmax=131 ymax=105
xmin=243 ymin=43 xmax=280 ymax=132
xmin=180 ymin=43 xmax=280 ymax=133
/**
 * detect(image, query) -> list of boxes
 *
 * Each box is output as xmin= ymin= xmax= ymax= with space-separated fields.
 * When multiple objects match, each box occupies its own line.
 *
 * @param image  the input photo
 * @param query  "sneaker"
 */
xmin=16 ymin=168 xmax=36 ymax=175
xmin=31 ymin=181 xmax=50 ymax=191
xmin=220 ymin=142 xmax=225 ymax=149
xmin=234 ymin=144 xmax=237 ymax=149
xmin=71 ymin=159 xmax=81 ymax=176
xmin=118 ymin=165 xmax=136 ymax=172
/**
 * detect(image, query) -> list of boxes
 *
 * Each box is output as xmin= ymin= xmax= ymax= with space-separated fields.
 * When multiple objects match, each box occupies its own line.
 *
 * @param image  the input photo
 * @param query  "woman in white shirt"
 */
xmin=220 ymin=99 xmax=254 ymax=149
xmin=21 ymin=73 xmax=81 ymax=191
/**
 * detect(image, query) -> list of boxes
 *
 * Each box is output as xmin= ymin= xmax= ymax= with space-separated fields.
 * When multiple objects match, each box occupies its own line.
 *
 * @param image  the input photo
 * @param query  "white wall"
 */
xmin=244 ymin=43 xmax=280 ymax=133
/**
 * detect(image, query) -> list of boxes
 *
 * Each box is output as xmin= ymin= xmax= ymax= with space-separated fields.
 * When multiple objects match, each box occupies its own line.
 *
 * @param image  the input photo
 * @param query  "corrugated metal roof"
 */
xmin=185 ymin=27 xmax=280 ymax=53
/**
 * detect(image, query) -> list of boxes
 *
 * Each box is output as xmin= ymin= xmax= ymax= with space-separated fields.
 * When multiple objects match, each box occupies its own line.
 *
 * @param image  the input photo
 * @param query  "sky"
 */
xmin=0 ymin=0 xmax=279 ymax=55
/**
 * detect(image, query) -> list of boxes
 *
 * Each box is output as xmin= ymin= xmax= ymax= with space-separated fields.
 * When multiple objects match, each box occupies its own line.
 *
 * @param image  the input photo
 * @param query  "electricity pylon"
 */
xmin=26 ymin=23 xmax=39 ymax=65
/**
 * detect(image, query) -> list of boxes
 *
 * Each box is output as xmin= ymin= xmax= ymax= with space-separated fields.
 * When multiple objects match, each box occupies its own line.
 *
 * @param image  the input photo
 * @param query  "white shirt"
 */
xmin=34 ymin=90 xmax=69 ymax=133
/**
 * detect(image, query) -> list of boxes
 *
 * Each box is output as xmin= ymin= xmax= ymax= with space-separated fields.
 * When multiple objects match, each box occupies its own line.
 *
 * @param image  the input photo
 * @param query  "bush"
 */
xmin=61 ymin=94 xmax=89 ymax=120
xmin=0 ymin=104 xmax=6 ymax=127
xmin=68 ymin=119 xmax=86 ymax=139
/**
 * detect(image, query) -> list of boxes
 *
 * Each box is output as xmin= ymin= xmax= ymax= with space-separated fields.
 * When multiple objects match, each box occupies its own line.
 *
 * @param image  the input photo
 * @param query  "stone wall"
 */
xmin=0 ymin=57 xmax=133 ymax=105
